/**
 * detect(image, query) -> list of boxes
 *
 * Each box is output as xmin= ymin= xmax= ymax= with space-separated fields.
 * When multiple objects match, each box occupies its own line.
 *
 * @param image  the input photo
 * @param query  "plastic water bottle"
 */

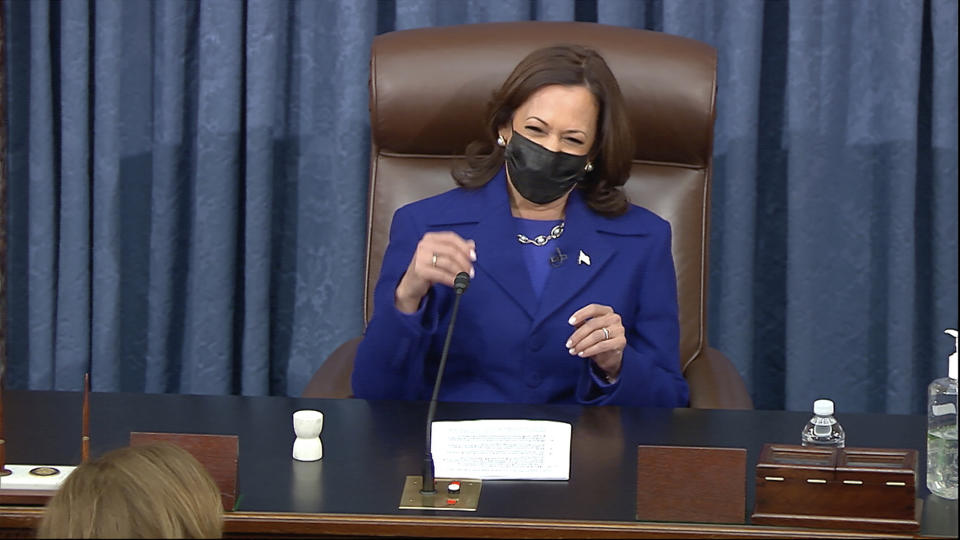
xmin=927 ymin=329 xmax=958 ymax=499
xmin=801 ymin=399 xmax=845 ymax=448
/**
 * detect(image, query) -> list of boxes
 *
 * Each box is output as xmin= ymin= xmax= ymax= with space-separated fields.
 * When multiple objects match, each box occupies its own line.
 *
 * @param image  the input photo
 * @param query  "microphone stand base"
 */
xmin=399 ymin=475 xmax=481 ymax=511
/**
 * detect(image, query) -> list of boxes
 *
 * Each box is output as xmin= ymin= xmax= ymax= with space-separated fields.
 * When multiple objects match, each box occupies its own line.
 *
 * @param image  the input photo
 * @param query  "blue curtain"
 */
xmin=3 ymin=0 xmax=957 ymax=414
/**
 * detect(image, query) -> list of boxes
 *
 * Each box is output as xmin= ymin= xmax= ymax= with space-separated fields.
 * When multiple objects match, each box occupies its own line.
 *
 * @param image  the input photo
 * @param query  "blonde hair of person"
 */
xmin=38 ymin=443 xmax=223 ymax=538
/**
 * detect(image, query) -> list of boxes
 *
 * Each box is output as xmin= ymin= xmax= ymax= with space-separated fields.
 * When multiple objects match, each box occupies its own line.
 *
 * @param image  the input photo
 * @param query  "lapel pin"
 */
xmin=578 ymin=250 xmax=591 ymax=266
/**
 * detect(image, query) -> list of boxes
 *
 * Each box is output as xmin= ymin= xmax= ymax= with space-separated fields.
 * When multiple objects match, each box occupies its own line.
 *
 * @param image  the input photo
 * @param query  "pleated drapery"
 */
xmin=2 ymin=0 xmax=957 ymax=414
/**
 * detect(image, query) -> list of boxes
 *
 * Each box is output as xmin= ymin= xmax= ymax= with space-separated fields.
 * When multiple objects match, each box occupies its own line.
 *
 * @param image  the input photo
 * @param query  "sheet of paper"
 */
xmin=431 ymin=419 xmax=571 ymax=480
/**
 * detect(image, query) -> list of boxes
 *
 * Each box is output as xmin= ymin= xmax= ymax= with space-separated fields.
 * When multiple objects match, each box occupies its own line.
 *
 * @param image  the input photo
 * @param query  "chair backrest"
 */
xmin=366 ymin=22 xmax=716 ymax=373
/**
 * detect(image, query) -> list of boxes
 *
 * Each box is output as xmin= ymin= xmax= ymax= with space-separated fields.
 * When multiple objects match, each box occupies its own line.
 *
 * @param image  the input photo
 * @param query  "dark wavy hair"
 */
xmin=452 ymin=44 xmax=633 ymax=217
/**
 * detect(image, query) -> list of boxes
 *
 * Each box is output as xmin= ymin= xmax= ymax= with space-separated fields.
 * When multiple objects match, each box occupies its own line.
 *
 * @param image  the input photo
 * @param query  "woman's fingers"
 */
xmin=565 ymin=304 xmax=617 ymax=352
xmin=395 ymin=233 xmax=475 ymax=313
xmin=566 ymin=304 xmax=626 ymax=379
xmin=570 ymin=323 xmax=624 ymax=358
xmin=415 ymin=233 xmax=476 ymax=286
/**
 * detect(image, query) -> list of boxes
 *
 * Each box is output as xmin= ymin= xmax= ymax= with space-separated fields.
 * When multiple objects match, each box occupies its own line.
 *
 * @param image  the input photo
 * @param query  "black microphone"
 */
xmin=420 ymin=271 xmax=470 ymax=494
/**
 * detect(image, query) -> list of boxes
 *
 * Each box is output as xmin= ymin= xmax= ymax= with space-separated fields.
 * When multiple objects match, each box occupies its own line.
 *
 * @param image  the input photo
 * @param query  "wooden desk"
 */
xmin=0 ymin=390 xmax=956 ymax=538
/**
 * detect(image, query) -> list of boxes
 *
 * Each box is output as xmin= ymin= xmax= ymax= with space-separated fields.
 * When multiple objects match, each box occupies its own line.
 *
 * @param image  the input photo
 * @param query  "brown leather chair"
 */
xmin=303 ymin=22 xmax=753 ymax=409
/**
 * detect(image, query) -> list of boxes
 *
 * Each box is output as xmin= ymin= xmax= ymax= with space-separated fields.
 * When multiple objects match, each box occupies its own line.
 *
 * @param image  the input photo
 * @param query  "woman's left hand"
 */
xmin=566 ymin=304 xmax=626 ymax=381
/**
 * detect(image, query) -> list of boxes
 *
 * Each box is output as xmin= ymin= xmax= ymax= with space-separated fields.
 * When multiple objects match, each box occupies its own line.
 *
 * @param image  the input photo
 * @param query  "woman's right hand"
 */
xmin=395 ymin=232 xmax=477 ymax=313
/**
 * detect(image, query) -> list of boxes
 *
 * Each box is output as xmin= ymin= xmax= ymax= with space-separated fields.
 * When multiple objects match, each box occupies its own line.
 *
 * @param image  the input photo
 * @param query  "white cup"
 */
xmin=292 ymin=409 xmax=324 ymax=461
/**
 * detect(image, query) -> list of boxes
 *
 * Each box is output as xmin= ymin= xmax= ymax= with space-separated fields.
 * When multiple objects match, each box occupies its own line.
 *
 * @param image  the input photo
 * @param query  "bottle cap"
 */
xmin=813 ymin=399 xmax=834 ymax=416
xmin=946 ymin=329 xmax=958 ymax=380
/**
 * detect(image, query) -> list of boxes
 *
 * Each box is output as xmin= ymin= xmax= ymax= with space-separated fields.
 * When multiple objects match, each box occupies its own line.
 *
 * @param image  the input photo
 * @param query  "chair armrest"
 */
xmin=301 ymin=336 xmax=362 ymax=399
xmin=685 ymin=346 xmax=754 ymax=409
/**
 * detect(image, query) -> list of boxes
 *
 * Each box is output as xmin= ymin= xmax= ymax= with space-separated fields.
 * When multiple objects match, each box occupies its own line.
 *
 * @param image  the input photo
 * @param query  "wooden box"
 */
xmin=751 ymin=444 xmax=919 ymax=532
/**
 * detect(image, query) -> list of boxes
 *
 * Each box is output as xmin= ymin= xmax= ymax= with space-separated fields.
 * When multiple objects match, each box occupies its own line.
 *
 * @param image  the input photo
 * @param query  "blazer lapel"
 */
xmin=473 ymin=212 xmax=539 ymax=320
xmin=532 ymin=191 xmax=616 ymax=328
xmin=427 ymin=170 xmax=538 ymax=320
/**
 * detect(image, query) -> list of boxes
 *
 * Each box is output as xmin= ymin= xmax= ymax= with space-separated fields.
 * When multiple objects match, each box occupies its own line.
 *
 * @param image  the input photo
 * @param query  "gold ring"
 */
xmin=431 ymin=253 xmax=438 ymax=267
xmin=602 ymin=327 xmax=610 ymax=340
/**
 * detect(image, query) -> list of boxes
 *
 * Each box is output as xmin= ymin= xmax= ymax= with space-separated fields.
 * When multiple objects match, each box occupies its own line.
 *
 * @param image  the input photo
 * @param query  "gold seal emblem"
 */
xmin=29 ymin=466 xmax=61 ymax=477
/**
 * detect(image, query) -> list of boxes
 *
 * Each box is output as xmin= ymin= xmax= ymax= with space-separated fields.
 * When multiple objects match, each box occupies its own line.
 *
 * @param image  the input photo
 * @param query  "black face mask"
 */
xmin=504 ymin=132 xmax=589 ymax=205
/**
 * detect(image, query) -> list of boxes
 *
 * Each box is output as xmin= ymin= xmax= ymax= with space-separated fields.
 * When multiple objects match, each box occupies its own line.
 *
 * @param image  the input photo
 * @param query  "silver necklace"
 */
xmin=517 ymin=221 xmax=564 ymax=247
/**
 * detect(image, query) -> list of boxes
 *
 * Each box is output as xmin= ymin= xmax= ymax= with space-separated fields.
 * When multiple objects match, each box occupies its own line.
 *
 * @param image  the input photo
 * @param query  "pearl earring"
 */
xmin=497 ymin=135 xmax=506 ymax=147
xmin=584 ymin=162 xmax=594 ymax=172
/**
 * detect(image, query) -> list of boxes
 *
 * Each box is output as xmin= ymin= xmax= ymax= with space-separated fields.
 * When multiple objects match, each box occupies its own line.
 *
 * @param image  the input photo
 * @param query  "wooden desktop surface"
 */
xmin=0 ymin=390 xmax=956 ymax=538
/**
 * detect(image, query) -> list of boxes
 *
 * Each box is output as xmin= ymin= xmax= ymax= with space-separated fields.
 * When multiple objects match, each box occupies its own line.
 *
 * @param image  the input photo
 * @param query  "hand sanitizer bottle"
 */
xmin=801 ymin=399 xmax=845 ymax=448
xmin=927 ymin=329 xmax=958 ymax=499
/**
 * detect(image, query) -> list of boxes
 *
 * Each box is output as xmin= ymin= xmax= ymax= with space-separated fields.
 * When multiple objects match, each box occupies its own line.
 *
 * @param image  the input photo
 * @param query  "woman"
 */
xmin=38 ymin=444 xmax=223 ymax=538
xmin=352 ymin=44 xmax=688 ymax=408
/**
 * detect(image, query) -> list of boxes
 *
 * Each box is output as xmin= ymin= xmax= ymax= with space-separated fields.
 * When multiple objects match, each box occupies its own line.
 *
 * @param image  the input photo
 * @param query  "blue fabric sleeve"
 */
xmin=575 ymin=222 xmax=690 ymax=408
xmin=351 ymin=209 xmax=441 ymax=400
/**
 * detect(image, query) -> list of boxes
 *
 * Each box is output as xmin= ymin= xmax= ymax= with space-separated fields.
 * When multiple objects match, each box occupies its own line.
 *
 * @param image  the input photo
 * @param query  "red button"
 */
xmin=447 ymin=498 xmax=458 ymax=505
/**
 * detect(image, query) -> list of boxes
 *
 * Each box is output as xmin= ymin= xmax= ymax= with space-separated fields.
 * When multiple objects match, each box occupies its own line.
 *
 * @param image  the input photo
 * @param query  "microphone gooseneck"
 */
xmin=421 ymin=271 xmax=471 ymax=494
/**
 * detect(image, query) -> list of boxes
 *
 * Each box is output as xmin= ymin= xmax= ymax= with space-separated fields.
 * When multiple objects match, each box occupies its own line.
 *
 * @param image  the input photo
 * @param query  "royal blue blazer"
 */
xmin=352 ymin=169 xmax=689 ymax=408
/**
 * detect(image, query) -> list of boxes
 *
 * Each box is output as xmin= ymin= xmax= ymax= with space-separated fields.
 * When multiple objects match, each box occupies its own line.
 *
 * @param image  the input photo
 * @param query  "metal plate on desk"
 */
xmin=399 ymin=476 xmax=481 ymax=511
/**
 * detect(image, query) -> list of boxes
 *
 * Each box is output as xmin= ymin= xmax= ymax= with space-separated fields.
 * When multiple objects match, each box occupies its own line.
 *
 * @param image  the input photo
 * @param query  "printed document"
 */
xmin=430 ymin=419 xmax=571 ymax=480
